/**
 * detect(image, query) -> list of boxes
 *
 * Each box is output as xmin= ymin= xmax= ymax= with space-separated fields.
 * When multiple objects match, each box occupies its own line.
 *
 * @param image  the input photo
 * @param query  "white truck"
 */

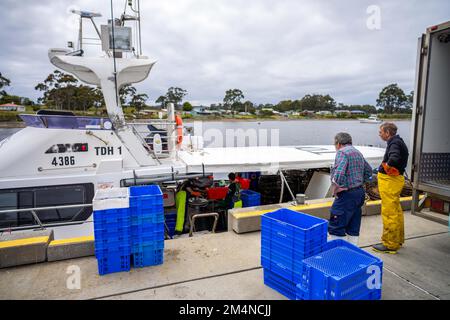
xmin=411 ymin=21 xmax=450 ymax=224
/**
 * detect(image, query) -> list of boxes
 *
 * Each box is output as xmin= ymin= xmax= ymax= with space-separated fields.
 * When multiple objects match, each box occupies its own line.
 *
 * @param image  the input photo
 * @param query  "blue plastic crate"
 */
xmin=132 ymin=239 xmax=165 ymax=254
xmin=94 ymin=225 xmax=131 ymax=239
xmin=131 ymin=212 xmax=164 ymax=225
xmin=261 ymin=255 xmax=304 ymax=284
xmin=96 ymin=252 xmax=131 ymax=276
xmin=93 ymin=218 xmax=131 ymax=230
xmin=94 ymin=208 xmax=130 ymax=223
xmin=261 ymin=209 xmax=328 ymax=243
xmin=95 ymin=244 xmax=131 ymax=258
xmin=133 ymin=248 xmax=164 ymax=268
xmin=261 ymin=239 xmax=325 ymax=279
xmin=94 ymin=235 xmax=131 ymax=250
xmin=131 ymin=230 xmax=165 ymax=247
xmin=131 ymin=222 xmax=164 ymax=237
xmin=263 ymin=269 xmax=297 ymax=300
xmin=129 ymin=185 xmax=164 ymax=207
xmin=298 ymin=240 xmax=383 ymax=300
xmin=240 ymin=190 xmax=261 ymax=207
xmin=131 ymin=207 xmax=164 ymax=218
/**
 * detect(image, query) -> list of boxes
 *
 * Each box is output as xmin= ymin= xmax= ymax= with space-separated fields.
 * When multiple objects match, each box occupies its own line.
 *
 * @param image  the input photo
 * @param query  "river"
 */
xmin=0 ymin=120 xmax=412 ymax=149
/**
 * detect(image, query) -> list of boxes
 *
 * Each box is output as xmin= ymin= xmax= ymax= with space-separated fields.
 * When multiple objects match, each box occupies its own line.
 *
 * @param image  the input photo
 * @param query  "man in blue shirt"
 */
xmin=329 ymin=132 xmax=373 ymax=245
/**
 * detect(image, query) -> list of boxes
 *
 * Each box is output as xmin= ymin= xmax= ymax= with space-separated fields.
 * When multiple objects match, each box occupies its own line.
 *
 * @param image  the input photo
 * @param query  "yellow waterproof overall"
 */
xmin=377 ymin=173 xmax=405 ymax=250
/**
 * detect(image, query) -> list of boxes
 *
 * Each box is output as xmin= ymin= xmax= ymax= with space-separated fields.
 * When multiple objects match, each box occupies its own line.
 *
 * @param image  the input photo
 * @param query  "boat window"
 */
xmin=18 ymin=192 xmax=34 ymax=226
xmin=35 ymin=186 xmax=86 ymax=223
xmin=0 ymin=192 xmax=18 ymax=228
xmin=0 ymin=184 xmax=94 ymax=229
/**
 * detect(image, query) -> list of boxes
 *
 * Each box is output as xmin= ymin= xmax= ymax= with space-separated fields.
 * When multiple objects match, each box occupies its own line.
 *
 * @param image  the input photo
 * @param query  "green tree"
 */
xmin=130 ymin=93 xmax=148 ymax=112
xmin=300 ymin=94 xmax=336 ymax=112
xmin=156 ymin=95 xmax=167 ymax=108
xmin=182 ymin=101 xmax=193 ymax=112
xmin=275 ymin=100 xmax=293 ymax=112
xmin=35 ymin=70 xmax=78 ymax=110
xmin=35 ymin=70 xmax=106 ymax=111
xmin=0 ymin=72 xmax=11 ymax=97
xmin=0 ymin=94 xmax=21 ymax=105
xmin=376 ymin=84 xmax=407 ymax=114
xmin=166 ymin=87 xmax=187 ymax=109
xmin=119 ymin=84 xmax=137 ymax=106
xmin=223 ymin=89 xmax=244 ymax=110
xmin=405 ymin=91 xmax=414 ymax=111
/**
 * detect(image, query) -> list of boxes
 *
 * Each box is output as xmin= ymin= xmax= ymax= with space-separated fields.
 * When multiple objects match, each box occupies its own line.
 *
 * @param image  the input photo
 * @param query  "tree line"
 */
xmin=1 ymin=70 xmax=414 ymax=115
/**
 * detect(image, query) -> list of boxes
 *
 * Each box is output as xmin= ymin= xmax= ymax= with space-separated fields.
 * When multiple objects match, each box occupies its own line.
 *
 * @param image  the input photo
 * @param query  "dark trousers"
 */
xmin=328 ymin=187 xmax=365 ymax=237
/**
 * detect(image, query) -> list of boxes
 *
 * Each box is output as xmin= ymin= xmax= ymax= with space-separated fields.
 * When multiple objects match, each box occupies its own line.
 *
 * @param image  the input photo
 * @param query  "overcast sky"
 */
xmin=0 ymin=0 xmax=448 ymax=106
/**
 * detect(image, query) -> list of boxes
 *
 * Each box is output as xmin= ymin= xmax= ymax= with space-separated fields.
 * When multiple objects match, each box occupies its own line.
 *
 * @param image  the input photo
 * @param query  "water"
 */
xmin=186 ymin=120 xmax=412 ymax=149
xmin=0 ymin=120 xmax=412 ymax=148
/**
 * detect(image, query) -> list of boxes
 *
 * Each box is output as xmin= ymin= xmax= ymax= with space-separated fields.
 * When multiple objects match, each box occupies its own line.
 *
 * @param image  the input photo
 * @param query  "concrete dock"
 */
xmin=0 ymin=211 xmax=449 ymax=300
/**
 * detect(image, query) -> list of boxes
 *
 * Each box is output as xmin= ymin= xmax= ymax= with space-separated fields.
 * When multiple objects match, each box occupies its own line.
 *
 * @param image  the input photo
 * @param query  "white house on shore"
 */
xmin=0 ymin=103 xmax=26 ymax=112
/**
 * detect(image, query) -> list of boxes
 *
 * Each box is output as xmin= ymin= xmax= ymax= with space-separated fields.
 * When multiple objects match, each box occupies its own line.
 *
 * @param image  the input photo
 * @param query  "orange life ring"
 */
xmin=175 ymin=115 xmax=183 ymax=145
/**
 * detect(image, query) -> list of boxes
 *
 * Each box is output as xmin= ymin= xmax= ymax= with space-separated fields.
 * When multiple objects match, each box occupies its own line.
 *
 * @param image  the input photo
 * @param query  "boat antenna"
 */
xmin=110 ymin=0 xmax=120 ymax=108
xmin=137 ymin=0 xmax=142 ymax=56
xmin=123 ymin=0 xmax=143 ymax=57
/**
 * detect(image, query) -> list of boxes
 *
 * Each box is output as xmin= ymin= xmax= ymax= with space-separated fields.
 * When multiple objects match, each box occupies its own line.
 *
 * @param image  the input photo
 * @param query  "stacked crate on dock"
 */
xmin=129 ymin=185 xmax=165 ymax=268
xmin=261 ymin=209 xmax=328 ymax=300
xmin=240 ymin=190 xmax=261 ymax=208
xmin=296 ymin=240 xmax=383 ymax=300
xmin=93 ymin=188 xmax=131 ymax=276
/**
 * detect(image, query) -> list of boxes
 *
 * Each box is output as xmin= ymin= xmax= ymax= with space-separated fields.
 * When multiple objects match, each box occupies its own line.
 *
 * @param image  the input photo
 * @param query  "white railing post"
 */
xmin=167 ymin=102 xmax=176 ymax=159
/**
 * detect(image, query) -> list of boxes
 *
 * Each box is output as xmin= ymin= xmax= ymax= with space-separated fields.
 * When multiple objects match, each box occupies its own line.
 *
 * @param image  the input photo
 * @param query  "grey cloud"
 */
xmin=0 ymin=0 xmax=448 ymax=106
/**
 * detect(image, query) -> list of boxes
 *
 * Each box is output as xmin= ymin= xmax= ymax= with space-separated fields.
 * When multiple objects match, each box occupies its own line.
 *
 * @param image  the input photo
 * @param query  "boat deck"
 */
xmin=0 ymin=212 xmax=449 ymax=300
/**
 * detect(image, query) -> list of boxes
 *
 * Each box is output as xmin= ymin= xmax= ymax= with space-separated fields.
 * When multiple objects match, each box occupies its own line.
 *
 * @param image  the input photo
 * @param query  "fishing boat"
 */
xmin=0 ymin=5 xmax=385 ymax=237
xmin=359 ymin=115 xmax=383 ymax=124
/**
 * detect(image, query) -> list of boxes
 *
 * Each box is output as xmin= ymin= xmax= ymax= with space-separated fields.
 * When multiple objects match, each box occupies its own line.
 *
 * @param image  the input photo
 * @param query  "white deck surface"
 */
xmin=179 ymin=145 xmax=385 ymax=173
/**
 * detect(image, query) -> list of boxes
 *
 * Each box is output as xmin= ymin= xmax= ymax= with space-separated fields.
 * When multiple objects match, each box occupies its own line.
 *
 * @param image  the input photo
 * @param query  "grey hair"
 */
xmin=334 ymin=132 xmax=353 ymax=145
xmin=380 ymin=122 xmax=398 ymax=136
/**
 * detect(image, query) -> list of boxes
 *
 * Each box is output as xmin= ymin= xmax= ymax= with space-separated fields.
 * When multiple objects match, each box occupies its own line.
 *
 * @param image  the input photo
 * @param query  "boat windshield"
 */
xmin=19 ymin=114 xmax=113 ymax=130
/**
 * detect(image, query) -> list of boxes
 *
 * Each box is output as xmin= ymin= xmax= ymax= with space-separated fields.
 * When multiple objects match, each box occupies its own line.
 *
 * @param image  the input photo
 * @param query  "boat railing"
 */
xmin=0 ymin=204 xmax=93 ymax=232
xmin=128 ymin=120 xmax=178 ymax=160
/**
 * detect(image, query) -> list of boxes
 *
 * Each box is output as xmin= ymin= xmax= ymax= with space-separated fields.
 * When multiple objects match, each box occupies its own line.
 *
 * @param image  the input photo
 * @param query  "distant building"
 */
xmin=316 ymin=110 xmax=332 ymax=116
xmin=335 ymin=110 xmax=351 ymax=116
xmin=301 ymin=110 xmax=316 ymax=116
xmin=0 ymin=103 xmax=26 ymax=112
xmin=350 ymin=110 xmax=366 ymax=115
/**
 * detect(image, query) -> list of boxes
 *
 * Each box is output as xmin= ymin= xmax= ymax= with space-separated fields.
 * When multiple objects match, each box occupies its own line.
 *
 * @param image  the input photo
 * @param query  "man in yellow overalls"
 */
xmin=373 ymin=122 xmax=409 ymax=254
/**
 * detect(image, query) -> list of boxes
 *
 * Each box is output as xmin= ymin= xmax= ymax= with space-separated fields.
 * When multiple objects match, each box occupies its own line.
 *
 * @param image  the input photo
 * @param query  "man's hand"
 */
xmin=382 ymin=162 xmax=400 ymax=176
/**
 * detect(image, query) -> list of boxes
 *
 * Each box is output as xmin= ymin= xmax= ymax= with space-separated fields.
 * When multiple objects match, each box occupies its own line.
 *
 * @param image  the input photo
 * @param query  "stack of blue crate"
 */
xmin=129 ymin=185 xmax=165 ymax=268
xmin=261 ymin=208 xmax=328 ymax=300
xmin=260 ymin=209 xmax=384 ymax=300
xmin=241 ymin=190 xmax=261 ymax=208
xmin=93 ymin=188 xmax=131 ymax=276
xmin=296 ymin=240 xmax=383 ymax=300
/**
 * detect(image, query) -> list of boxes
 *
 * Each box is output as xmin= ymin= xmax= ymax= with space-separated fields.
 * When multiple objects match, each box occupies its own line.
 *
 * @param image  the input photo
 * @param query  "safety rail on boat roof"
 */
xmin=0 ymin=204 xmax=93 ymax=232
xmin=128 ymin=120 xmax=178 ymax=160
